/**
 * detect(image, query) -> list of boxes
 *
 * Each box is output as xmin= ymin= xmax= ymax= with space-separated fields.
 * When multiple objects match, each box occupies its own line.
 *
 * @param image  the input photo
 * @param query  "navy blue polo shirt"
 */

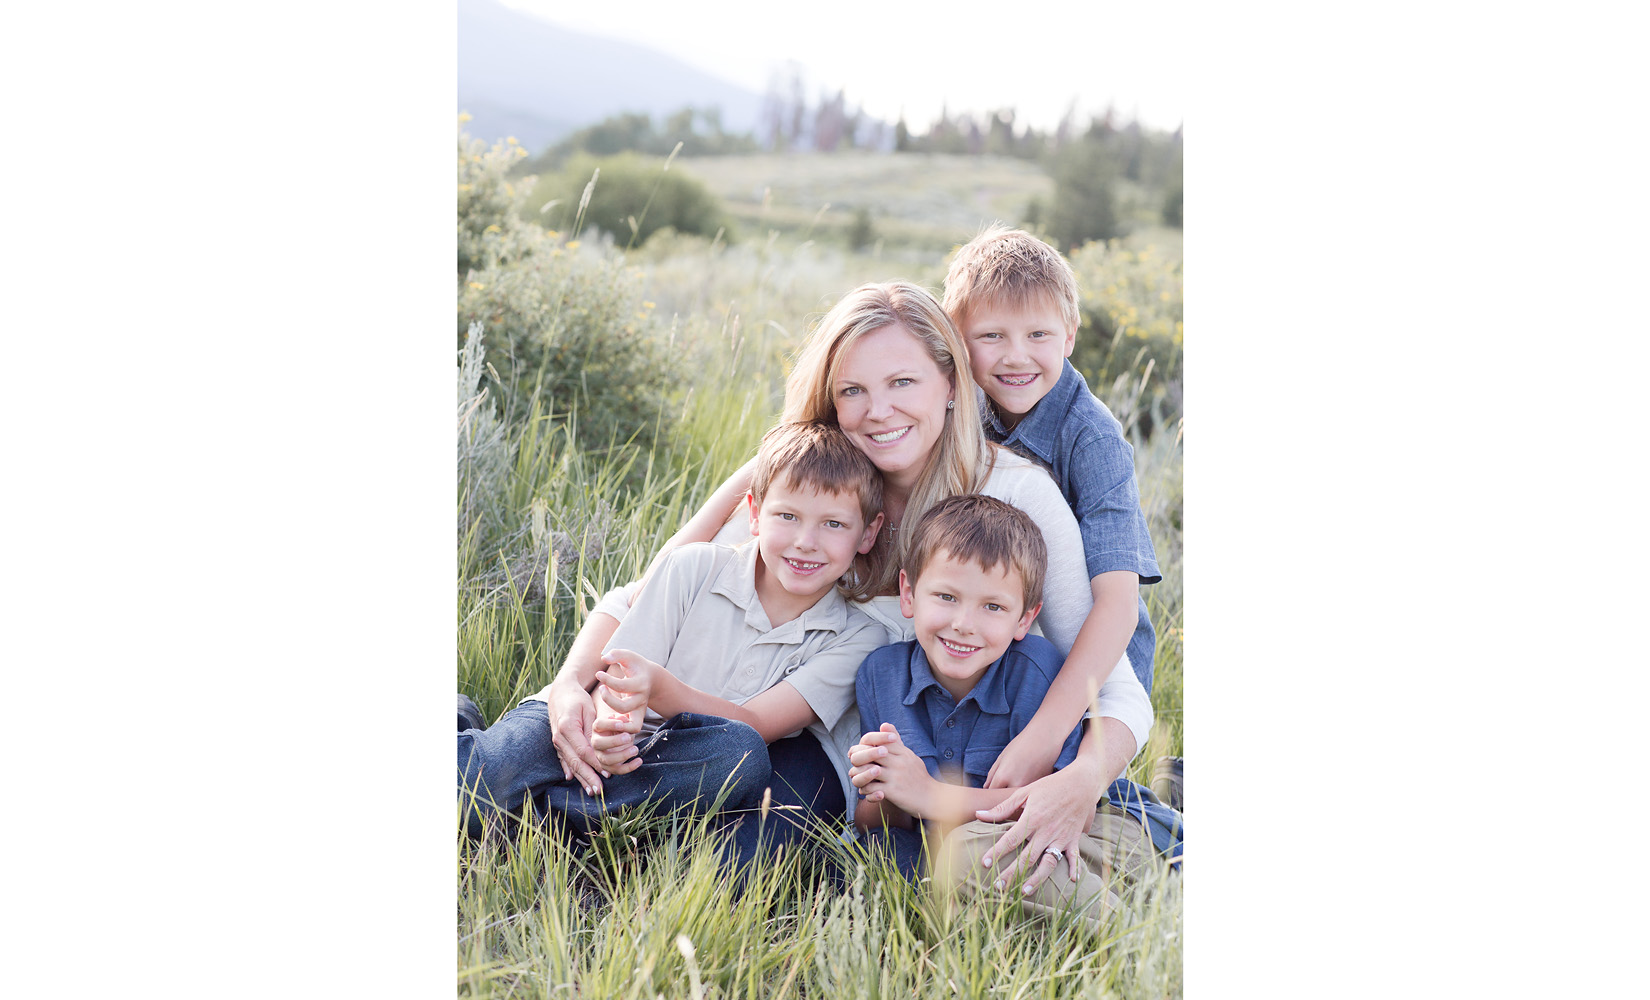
xmin=979 ymin=359 xmax=1162 ymax=693
xmin=854 ymin=636 xmax=1082 ymax=788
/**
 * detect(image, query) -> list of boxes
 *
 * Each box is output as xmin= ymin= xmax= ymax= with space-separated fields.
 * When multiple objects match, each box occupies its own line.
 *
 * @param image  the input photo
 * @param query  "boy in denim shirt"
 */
xmin=850 ymin=495 xmax=1178 ymax=922
xmin=943 ymin=225 xmax=1162 ymax=697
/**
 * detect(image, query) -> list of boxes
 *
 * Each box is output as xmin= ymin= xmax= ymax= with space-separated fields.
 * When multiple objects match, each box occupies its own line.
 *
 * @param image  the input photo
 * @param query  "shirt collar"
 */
xmin=978 ymin=360 xmax=1084 ymax=464
xmin=709 ymin=539 xmax=850 ymax=635
xmin=901 ymin=642 xmax=1013 ymax=714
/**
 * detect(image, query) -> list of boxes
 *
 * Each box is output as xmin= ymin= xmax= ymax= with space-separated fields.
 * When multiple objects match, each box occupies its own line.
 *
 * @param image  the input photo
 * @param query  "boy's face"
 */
xmin=899 ymin=549 xmax=1041 ymax=699
xmin=748 ymin=478 xmax=882 ymax=600
xmin=960 ymin=295 xmax=1077 ymax=428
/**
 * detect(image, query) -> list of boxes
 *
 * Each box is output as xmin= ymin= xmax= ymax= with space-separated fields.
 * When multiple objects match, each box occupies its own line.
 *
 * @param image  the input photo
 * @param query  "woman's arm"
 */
xmin=978 ymin=455 xmax=1153 ymax=785
xmin=667 ymin=459 xmax=756 ymax=549
xmin=985 ymin=571 xmax=1143 ymax=788
xmin=533 ymin=609 xmax=622 ymax=795
xmin=626 ymin=459 xmax=755 ymax=603
xmin=972 ymin=717 xmax=1135 ymax=890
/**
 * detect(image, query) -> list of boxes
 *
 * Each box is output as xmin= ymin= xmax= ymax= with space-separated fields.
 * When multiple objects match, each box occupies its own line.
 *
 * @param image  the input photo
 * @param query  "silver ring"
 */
xmin=1043 ymin=847 xmax=1065 ymax=863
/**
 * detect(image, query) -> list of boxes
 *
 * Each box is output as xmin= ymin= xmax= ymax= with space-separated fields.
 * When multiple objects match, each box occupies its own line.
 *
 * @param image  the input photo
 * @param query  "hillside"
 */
xmin=458 ymin=0 xmax=765 ymax=154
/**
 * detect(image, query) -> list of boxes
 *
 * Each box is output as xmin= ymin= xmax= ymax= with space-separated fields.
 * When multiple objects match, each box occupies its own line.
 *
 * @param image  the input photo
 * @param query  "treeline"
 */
xmin=524 ymin=106 xmax=757 ymax=172
xmin=516 ymin=92 xmax=1182 ymax=252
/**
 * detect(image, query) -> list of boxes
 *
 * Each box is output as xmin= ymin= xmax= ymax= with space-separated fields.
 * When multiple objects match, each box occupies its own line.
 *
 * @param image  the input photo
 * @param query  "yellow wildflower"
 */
xmin=546 ymin=230 xmax=560 ymax=239
xmin=483 ymin=224 xmax=500 ymax=234
xmin=468 ymin=282 xmax=485 ymax=290
xmin=566 ymin=240 xmax=581 ymax=251
xmin=506 ymin=136 xmax=518 ymax=145
xmin=458 ymin=112 xmax=473 ymax=123
xmin=643 ymin=301 xmax=656 ymax=309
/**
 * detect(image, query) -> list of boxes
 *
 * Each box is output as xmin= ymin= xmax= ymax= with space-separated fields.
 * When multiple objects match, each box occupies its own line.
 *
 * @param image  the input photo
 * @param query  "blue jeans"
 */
xmin=458 ymin=702 xmax=771 ymax=840
xmin=724 ymin=729 xmax=846 ymax=872
xmin=860 ymin=824 xmax=928 ymax=880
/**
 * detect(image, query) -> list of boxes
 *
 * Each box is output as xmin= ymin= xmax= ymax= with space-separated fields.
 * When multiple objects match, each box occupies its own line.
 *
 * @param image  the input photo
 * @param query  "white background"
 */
xmin=5 ymin=1 xmax=1646 ymax=995
xmin=499 ymin=0 xmax=1186 ymax=132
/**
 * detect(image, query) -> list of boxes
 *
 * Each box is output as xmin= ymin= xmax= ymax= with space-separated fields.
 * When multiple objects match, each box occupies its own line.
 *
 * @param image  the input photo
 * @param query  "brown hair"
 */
xmin=781 ymin=281 xmax=995 ymax=596
xmin=904 ymin=494 xmax=1046 ymax=611
xmin=942 ymin=223 xmax=1080 ymax=335
xmin=749 ymin=420 xmax=885 ymax=601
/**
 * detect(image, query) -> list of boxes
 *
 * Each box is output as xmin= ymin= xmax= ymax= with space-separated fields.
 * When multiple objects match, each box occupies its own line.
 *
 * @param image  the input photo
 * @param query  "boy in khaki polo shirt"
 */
xmin=459 ymin=422 xmax=888 ymax=863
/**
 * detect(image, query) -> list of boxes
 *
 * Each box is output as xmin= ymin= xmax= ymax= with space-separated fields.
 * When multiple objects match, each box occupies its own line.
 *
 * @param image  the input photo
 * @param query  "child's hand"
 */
xmin=594 ymin=648 xmax=668 ymax=719
xmin=982 ymin=724 xmax=1064 ymax=790
xmin=853 ymin=725 xmax=934 ymax=817
xmin=589 ymin=668 xmax=645 ymax=778
xmin=591 ymin=711 xmax=643 ymax=775
xmin=849 ymin=724 xmax=904 ymax=802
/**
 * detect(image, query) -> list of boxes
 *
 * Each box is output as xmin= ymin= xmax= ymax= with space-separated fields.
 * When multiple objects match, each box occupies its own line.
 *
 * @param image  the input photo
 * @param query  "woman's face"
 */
xmin=830 ymin=323 xmax=954 ymax=493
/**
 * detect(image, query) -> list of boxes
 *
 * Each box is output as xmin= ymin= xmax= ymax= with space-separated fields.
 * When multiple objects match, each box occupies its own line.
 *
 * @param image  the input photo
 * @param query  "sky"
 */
xmin=497 ymin=0 xmax=1184 ymax=133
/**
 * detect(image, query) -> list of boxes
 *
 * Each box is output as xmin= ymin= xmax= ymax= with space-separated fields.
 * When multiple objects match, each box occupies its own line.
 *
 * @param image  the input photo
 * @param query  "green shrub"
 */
xmin=457 ymin=246 xmax=687 ymax=460
xmin=1067 ymin=239 xmax=1183 ymax=435
xmin=526 ymin=152 xmax=731 ymax=249
xmin=457 ymin=123 xmax=689 ymax=463
xmin=1048 ymin=141 xmax=1124 ymax=251
xmin=846 ymin=206 xmax=875 ymax=251
xmin=1162 ymin=180 xmax=1183 ymax=228
xmin=457 ymin=120 xmax=538 ymax=277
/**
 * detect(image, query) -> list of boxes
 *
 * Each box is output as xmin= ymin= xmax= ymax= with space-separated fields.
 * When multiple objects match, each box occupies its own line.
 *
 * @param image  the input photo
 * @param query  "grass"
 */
xmin=457 ymin=196 xmax=1184 ymax=998
xmin=675 ymin=150 xmax=1053 ymax=254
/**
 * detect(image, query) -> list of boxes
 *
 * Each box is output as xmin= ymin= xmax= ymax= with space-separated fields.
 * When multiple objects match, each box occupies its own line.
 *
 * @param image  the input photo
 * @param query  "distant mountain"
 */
xmin=457 ymin=0 xmax=765 ymax=155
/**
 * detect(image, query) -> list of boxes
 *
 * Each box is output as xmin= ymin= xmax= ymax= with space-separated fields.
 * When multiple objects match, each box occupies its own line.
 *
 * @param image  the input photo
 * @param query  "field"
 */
xmin=458 ymin=134 xmax=1185 ymax=998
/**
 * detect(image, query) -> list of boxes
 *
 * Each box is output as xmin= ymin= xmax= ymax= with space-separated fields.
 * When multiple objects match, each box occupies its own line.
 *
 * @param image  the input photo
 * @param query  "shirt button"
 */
xmin=943 ymin=749 xmax=955 ymax=759
xmin=945 ymin=718 xmax=956 ymax=728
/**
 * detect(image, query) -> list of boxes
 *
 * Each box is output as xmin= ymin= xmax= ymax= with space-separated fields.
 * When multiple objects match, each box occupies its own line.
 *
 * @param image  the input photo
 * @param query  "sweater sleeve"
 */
xmin=981 ymin=451 xmax=1153 ymax=756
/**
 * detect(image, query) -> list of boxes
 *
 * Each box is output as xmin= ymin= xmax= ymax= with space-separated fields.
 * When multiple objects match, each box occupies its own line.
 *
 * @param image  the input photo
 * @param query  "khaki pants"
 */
xmin=933 ymin=804 xmax=1156 ymax=926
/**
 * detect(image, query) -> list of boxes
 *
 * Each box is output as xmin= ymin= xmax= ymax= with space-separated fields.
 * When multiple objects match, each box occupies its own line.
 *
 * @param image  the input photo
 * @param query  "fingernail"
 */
xmin=994 ymin=880 xmax=1006 ymax=891
xmin=1022 ymin=884 xmax=1034 ymax=896
xmin=981 ymin=855 xmax=993 ymax=867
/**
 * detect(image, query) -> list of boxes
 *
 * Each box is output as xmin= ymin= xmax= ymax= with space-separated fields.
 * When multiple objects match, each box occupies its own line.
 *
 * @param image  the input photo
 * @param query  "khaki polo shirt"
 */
xmin=607 ymin=540 xmax=891 ymax=809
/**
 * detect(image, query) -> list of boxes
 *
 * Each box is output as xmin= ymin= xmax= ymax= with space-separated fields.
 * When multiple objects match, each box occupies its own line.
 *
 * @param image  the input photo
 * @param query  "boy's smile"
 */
xmin=749 ymin=479 xmax=882 ymax=619
xmin=961 ymin=298 xmax=1076 ymax=429
xmin=899 ymin=550 xmax=1040 ymax=702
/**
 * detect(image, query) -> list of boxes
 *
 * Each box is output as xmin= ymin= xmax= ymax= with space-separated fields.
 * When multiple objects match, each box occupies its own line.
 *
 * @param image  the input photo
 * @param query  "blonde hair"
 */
xmin=782 ymin=281 xmax=994 ymax=596
xmin=942 ymin=223 xmax=1081 ymax=335
xmin=905 ymin=494 xmax=1046 ymax=611
xmin=749 ymin=421 xmax=886 ymax=602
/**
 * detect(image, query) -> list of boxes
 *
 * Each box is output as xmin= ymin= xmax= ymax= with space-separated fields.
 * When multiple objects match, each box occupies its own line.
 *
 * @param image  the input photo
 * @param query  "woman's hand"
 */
xmin=973 ymin=751 xmax=1104 ymax=892
xmin=982 ymin=724 xmax=1065 ymax=790
xmin=545 ymin=676 xmax=606 ymax=796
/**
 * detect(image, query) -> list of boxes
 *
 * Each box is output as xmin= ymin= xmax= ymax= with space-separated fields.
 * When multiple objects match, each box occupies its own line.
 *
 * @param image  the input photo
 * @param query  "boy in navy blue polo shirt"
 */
xmin=850 ymin=496 xmax=1179 ymax=920
xmin=942 ymin=224 xmax=1175 ymax=806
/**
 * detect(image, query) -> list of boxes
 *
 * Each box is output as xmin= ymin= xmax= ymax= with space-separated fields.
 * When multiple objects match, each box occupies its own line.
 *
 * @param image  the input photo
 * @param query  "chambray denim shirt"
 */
xmin=979 ymin=359 xmax=1162 ymax=693
xmin=854 ymin=636 xmax=1082 ymax=789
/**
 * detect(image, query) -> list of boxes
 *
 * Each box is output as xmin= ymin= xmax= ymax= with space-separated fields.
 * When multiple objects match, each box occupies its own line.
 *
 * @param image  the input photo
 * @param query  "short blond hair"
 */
xmin=904 ymin=494 xmax=1045 ymax=611
xmin=942 ymin=223 xmax=1080 ymax=335
xmin=749 ymin=420 xmax=885 ymax=602
xmin=781 ymin=281 xmax=995 ymax=597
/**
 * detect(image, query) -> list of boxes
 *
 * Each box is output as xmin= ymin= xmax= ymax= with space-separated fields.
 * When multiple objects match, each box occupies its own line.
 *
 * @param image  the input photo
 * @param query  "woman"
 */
xmin=543 ymin=282 xmax=1152 ymax=892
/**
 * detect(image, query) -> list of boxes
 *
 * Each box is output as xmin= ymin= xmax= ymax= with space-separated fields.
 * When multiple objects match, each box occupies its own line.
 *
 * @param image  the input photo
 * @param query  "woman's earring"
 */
xmin=946 ymin=399 xmax=955 ymax=410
